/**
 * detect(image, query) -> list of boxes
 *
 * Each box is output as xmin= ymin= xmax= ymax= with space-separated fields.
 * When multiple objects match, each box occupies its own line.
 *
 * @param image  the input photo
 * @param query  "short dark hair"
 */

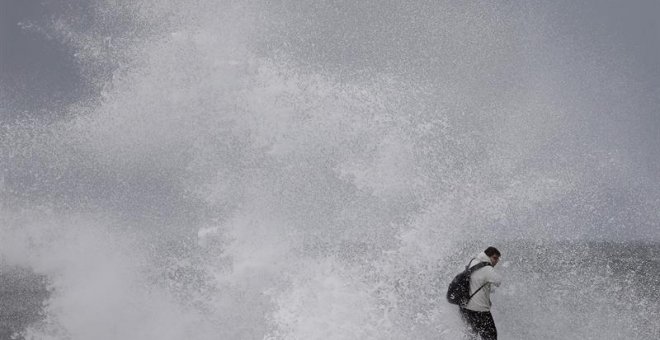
xmin=484 ymin=246 xmax=501 ymax=257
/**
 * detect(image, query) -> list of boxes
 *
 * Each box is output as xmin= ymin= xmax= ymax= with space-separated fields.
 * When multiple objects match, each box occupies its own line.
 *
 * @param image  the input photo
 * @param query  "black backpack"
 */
xmin=446 ymin=259 xmax=491 ymax=306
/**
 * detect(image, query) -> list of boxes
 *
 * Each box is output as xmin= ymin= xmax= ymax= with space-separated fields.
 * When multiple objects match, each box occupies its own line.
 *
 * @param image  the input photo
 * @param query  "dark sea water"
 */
xmin=0 ymin=267 xmax=48 ymax=339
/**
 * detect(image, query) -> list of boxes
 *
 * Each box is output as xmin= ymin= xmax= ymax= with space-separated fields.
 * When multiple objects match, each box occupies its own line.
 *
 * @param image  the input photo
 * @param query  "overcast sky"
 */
xmin=2 ymin=1 xmax=659 ymax=113
xmin=3 ymin=0 xmax=658 ymax=171
xmin=1 ymin=1 xmax=659 ymax=241
xmin=1 ymin=1 xmax=80 ymax=115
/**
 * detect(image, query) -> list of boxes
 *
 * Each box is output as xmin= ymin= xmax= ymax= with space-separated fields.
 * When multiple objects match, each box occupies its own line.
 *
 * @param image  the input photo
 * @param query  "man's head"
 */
xmin=484 ymin=246 xmax=501 ymax=266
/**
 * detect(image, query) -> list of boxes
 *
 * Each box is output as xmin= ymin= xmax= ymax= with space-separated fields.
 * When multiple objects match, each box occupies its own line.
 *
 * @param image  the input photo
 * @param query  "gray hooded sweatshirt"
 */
xmin=464 ymin=252 xmax=502 ymax=312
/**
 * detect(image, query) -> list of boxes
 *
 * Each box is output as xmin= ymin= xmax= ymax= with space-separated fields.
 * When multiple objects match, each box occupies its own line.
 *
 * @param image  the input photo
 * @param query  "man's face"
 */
xmin=490 ymin=254 xmax=500 ymax=266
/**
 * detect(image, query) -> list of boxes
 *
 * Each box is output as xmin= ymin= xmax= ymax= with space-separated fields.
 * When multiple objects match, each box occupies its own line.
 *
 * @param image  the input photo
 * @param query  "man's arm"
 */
xmin=487 ymin=267 xmax=502 ymax=287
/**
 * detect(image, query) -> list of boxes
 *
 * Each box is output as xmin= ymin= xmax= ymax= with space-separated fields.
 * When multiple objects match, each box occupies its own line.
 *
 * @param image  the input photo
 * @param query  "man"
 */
xmin=459 ymin=246 xmax=502 ymax=340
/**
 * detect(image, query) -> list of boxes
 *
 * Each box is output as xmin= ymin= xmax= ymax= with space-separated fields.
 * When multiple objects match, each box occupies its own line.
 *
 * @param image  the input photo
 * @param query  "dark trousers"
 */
xmin=459 ymin=307 xmax=497 ymax=340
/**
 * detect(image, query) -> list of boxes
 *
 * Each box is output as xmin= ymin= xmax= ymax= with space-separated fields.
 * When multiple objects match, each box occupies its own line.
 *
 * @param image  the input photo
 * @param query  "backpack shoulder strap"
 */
xmin=464 ymin=258 xmax=475 ymax=271
xmin=466 ymin=261 xmax=491 ymax=274
xmin=466 ymin=262 xmax=493 ymax=301
xmin=469 ymin=282 xmax=489 ymax=300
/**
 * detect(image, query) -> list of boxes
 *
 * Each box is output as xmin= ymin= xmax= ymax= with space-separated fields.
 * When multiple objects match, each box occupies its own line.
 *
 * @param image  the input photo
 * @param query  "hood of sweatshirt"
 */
xmin=475 ymin=251 xmax=492 ymax=265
